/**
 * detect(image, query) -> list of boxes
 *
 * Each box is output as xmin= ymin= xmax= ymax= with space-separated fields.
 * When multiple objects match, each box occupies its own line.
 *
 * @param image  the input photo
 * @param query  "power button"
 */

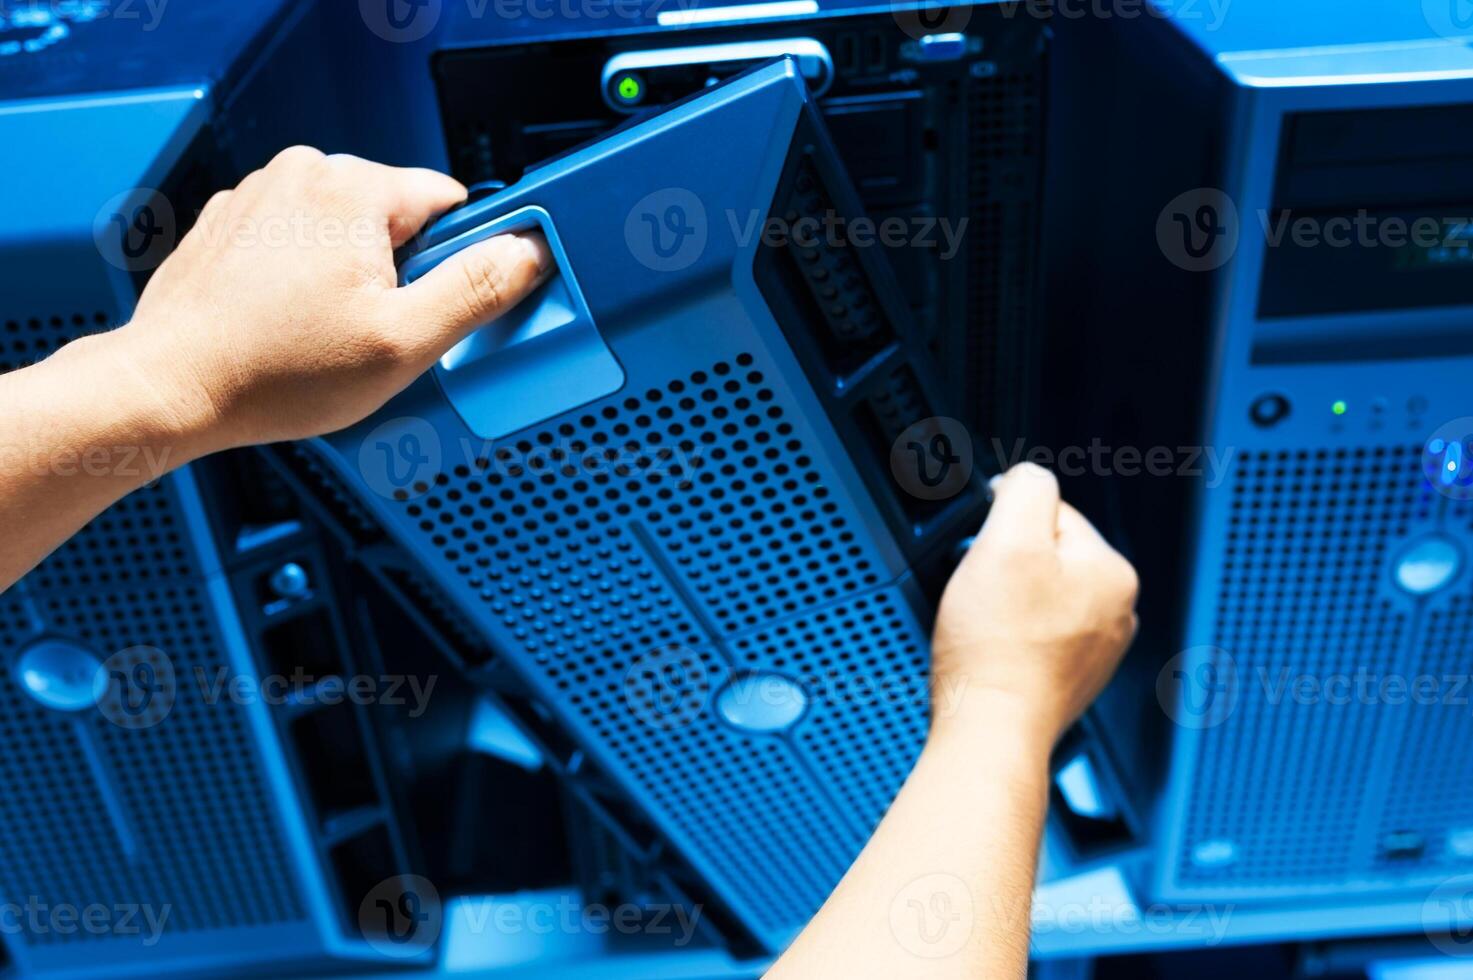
xmin=1249 ymin=393 xmax=1291 ymax=429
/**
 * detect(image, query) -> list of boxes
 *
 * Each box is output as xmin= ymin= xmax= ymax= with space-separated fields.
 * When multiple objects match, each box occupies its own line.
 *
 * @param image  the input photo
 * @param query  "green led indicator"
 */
xmin=616 ymin=75 xmax=643 ymax=103
xmin=1332 ymin=400 xmax=1348 ymax=416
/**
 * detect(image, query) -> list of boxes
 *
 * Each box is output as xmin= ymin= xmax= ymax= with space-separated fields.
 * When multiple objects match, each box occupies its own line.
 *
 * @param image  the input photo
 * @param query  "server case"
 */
xmin=0 ymin=4 xmax=428 ymax=974
xmin=306 ymin=58 xmax=988 ymax=954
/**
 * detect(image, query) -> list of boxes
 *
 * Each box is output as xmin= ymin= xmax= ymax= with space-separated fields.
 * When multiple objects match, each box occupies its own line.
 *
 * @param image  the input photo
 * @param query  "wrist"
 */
xmin=68 ymin=323 xmax=224 ymax=467
xmin=928 ymin=681 xmax=1061 ymax=763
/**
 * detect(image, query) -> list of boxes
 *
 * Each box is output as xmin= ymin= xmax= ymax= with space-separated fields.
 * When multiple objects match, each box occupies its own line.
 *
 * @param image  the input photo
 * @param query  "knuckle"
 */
xmin=194 ymin=191 xmax=233 ymax=230
xmin=233 ymin=168 xmax=266 ymax=197
xmin=1115 ymin=556 xmax=1140 ymax=596
xmin=459 ymin=259 xmax=507 ymax=320
xmin=269 ymin=145 xmax=325 ymax=171
xmin=1124 ymin=557 xmax=1142 ymax=592
xmin=1008 ymin=460 xmax=1058 ymax=490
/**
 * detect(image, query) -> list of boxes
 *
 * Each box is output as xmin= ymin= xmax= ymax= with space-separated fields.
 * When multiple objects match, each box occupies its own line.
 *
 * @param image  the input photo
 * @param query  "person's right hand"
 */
xmin=100 ymin=145 xmax=553 ymax=461
xmin=930 ymin=462 xmax=1139 ymax=746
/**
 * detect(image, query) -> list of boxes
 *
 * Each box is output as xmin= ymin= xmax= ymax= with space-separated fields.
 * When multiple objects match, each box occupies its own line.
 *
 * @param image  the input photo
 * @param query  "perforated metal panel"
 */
xmin=1374 ymin=591 xmax=1473 ymax=870
xmin=0 ymin=582 xmax=304 ymax=939
xmin=0 ymin=480 xmax=315 ymax=959
xmin=359 ymin=351 xmax=933 ymax=940
xmin=965 ymin=67 xmax=1044 ymax=446
xmin=0 ymin=311 xmax=113 ymax=374
xmin=29 ymin=482 xmax=203 ymax=592
xmin=0 ymin=305 xmax=329 ymax=972
xmin=1166 ymin=444 xmax=1473 ymax=898
xmin=0 ymin=25 xmax=425 ymax=968
xmin=314 ymin=63 xmax=983 ymax=953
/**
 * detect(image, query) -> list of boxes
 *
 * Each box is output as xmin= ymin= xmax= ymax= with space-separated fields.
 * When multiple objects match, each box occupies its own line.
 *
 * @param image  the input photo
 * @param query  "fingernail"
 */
xmin=516 ymin=232 xmax=554 ymax=276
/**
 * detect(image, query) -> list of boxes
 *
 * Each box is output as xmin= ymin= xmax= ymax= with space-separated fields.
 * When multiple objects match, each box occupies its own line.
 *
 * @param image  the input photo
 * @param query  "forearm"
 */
xmin=0 ymin=326 xmax=207 ymax=590
xmin=766 ymin=691 xmax=1053 ymax=980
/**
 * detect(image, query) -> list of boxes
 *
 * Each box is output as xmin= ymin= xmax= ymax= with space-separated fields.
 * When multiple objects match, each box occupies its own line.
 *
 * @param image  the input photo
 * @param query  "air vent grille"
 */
xmin=1375 ymin=592 xmax=1473 ymax=870
xmin=966 ymin=70 xmax=1042 ymax=445
xmin=0 ymin=312 xmax=112 ymax=374
xmin=367 ymin=352 xmax=930 ymax=937
xmin=0 ymin=585 xmax=304 ymax=943
xmin=29 ymin=482 xmax=198 ymax=591
xmin=1177 ymin=445 xmax=1455 ymax=890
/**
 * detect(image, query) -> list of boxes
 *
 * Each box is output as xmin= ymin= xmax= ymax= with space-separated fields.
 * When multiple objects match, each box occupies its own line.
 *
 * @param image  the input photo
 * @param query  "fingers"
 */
xmin=324 ymin=154 xmax=468 ymax=247
xmin=1056 ymin=500 xmax=1106 ymax=546
xmin=979 ymin=462 xmax=1061 ymax=551
xmin=390 ymin=231 xmax=554 ymax=358
xmin=246 ymin=149 xmax=467 ymax=248
xmin=198 ymin=190 xmax=233 ymax=221
xmin=190 ymin=190 xmax=235 ymax=243
xmin=1056 ymin=500 xmax=1140 ymax=605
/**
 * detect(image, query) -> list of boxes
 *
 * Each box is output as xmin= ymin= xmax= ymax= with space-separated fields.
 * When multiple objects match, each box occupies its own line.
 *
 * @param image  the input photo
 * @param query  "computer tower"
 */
xmin=0 ymin=4 xmax=428 ymax=975
xmin=1044 ymin=14 xmax=1473 ymax=920
xmin=429 ymin=0 xmax=1048 ymax=449
xmin=306 ymin=59 xmax=988 ymax=954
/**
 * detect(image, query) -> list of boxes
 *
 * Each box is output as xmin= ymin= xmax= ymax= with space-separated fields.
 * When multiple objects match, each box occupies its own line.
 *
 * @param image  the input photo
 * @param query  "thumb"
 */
xmin=391 ymin=231 xmax=554 ymax=359
xmin=978 ymin=462 xmax=1060 ymax=551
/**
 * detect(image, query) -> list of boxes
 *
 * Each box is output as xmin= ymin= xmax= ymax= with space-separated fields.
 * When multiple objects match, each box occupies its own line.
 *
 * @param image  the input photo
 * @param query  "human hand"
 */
xmin=104 ymin=146 xmax=552 ymax=457
xmin=930 ymin=462 xmax=1139 ymax=747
